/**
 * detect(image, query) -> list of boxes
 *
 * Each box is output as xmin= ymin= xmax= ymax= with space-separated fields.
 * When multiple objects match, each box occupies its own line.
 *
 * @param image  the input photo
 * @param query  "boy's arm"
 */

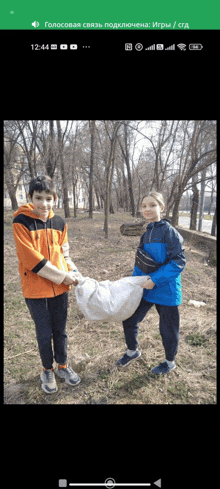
xmin=61 ymin=242 xmax=79 ymax=271
xmin=13 ymin=222 xmax=68 ymax=285
xmin=36 ymin=260 xmax=67 ymax=284
xmin=59 ymin=223 xmax=79 ymax=272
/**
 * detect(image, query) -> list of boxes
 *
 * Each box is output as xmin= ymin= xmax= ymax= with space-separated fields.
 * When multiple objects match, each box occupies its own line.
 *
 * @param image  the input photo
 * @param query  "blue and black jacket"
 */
xmin=133 ymin=219 xmax=186 ymax=306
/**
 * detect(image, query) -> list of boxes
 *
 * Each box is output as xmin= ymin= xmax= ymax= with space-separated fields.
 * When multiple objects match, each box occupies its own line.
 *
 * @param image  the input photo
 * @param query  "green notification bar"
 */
xmin=1 ymin=0 xmax=220 ymax=29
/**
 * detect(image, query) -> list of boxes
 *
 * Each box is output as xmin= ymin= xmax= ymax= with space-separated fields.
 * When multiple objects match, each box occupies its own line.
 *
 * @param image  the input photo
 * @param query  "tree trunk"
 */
xmin=5 ymin=167 xmax=18 ymax=210
xmin=190 ymin=183 xmax=199 ymax=230
xmin=124 ymin=123 xmax=135 ymax=216
xmin=198 ymin=167 xmax=206 ymax=231
xmin=171 ymin=197 xmax=181 ymax=227
xmin=89 ymin=120 xmax=95 ymax=219
xmin=72 ymin=123 xmax=78 ymax=218
xmin=211 ymin=196 xmax=217 ymax=236
xmin=104 ymin=121 xmax=121 ymax=238
xmin=72 ymin=177 xmax=77 ymax=217
xmin=119 ymin=123 xmax=135 ymax=216
xmin=46 ymin=120 xmax=56 ymax=178
xmin=56 ymin=120 xmax=70 ymax=218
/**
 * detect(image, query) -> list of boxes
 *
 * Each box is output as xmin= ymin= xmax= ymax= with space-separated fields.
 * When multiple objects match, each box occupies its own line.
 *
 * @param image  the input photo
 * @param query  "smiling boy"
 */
xmin=12 ymin=175 xmax=81 ymax=393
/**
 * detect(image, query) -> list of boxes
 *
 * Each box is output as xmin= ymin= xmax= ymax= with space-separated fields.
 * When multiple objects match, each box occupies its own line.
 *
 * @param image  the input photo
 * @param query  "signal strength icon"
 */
xmin=165 ymin=44 xmax=175 ymax=50
xmin=145 ymin=44 xmax=155 ymax=50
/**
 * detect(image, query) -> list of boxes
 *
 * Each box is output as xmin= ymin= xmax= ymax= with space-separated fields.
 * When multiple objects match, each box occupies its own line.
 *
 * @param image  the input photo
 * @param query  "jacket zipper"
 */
xmin=44 ymin=222 xmax=56 ymax=297
xmin=149 ymin=223 xmax=154 ymax=243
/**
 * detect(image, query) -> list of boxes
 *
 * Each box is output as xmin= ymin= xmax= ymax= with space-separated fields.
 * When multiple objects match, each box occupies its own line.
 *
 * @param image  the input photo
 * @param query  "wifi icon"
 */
xmin=177 ymin=43 xmax=187 ymax=51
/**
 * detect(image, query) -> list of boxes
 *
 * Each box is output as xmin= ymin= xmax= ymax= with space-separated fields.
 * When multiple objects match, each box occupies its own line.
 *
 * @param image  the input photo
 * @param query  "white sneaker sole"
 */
xmin=55 ymin=368 xmax=81 ymax=386
xmin=40 ymin=372 xmax=58 ymax=394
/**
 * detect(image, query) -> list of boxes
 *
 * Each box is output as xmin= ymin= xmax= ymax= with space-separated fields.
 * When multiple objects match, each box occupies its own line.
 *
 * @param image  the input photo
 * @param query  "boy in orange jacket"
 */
xmin=13 ymin=175 xmax=81 ymax=394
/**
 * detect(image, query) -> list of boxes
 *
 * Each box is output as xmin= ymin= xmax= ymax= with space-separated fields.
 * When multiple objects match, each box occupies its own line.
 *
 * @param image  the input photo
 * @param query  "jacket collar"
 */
xmin=147 ymin=219 xmax=170 ymax=230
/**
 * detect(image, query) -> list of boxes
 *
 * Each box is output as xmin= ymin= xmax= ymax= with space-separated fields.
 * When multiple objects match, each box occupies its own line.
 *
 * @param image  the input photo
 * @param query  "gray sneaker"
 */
xmin=40 ymin=369 xmax=58 ymax=394
xmin=55 ymin=364 xmax=81 ymax=386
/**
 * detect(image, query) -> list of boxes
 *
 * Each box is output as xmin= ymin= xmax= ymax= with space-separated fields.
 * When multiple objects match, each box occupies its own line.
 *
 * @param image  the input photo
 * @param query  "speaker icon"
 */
xmin=32 ymin=21 xmax=40 ymax=28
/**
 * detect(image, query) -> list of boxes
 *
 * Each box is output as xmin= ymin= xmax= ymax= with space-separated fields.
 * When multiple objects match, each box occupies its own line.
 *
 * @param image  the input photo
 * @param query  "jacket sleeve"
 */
xmin=13 ymin=222 xmax=67 ymax=285
xmin=60 ymin=224 xmax=79 ymax=271
xmin=61 ymin=241 xmax=79 ymax=271
xmin=149 ymin=227 xmax=186 ymax=286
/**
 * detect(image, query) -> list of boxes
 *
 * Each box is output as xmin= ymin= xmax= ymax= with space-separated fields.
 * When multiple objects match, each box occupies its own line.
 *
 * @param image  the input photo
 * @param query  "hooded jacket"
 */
xmin=133 ymin=219 xmax=186 ymax=306
xmin=13 ymin=203 xmax=77 ymax=299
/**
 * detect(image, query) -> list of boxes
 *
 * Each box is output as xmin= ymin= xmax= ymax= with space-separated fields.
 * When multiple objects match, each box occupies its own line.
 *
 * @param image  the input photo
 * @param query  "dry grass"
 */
xmin=4 ymin=209 xmax=216 ymax=404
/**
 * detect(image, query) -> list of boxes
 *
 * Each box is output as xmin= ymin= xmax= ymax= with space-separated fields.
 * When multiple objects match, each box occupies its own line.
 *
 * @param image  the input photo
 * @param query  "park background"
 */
xmin=4 ymin=120 xmax=216 ymax=404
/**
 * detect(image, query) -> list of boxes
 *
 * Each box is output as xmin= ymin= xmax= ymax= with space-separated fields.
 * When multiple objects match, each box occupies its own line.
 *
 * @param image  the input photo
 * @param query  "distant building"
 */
xmin=4 ymin=161 xmax=96 ymax=211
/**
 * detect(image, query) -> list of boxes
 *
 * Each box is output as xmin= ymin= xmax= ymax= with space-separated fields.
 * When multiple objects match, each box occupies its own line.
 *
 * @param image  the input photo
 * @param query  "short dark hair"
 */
xmin=29 ymin=175 xmax=57 ymax=199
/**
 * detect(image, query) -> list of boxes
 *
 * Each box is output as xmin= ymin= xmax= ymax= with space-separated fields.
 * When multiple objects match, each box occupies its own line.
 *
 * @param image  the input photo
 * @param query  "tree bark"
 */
xmin=190 ymin=179 xmax=199 ymax=230
xmin=104 ymin=121 xmax=121 ymax=238
xmin=89 ymin=120 xmax=95 ymax=219
xmin=46 ymin=120 xmax=56 ymax=178
xmin=56 ymin=120 xmax=70 ymax=218
xmin=211 ymin=196 xmax=217 ymax=236
xmin=119 ymin=123 xmax=135 ymax=216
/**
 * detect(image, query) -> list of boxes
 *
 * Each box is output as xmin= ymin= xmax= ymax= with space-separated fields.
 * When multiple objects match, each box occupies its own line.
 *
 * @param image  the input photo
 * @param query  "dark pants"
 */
xmin=25 ymin=292 xmax=68 ymax=369
xmin=122 ymin=298 xmax=179 ymax=361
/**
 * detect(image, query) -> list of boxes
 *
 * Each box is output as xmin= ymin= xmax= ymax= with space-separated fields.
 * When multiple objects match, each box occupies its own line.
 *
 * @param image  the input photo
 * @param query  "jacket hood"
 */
xmin=13 ymin=203 xmax=54 ymax=220
xmin=147 ymin=218 xmax=171 ymax=229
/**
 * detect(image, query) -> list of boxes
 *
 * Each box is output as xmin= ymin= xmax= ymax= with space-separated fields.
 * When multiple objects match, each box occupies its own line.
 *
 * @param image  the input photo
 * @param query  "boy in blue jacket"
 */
xmin=117 ymin=191 xmax=186 ymax=375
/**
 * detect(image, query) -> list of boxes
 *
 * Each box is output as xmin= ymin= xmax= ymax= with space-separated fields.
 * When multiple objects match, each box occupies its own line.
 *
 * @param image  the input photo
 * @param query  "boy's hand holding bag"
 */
xmin=63 ymin=271 xmax=83 ymax=286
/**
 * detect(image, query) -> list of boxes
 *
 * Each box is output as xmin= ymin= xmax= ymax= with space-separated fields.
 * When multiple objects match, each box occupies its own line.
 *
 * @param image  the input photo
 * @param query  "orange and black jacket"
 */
xmin=13 ymin=204 xmax=77 ymax=298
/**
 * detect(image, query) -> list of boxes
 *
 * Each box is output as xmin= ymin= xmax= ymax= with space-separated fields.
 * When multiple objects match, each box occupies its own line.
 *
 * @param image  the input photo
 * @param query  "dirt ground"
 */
xmin=4 ymin=209 xmax=216 ymax=404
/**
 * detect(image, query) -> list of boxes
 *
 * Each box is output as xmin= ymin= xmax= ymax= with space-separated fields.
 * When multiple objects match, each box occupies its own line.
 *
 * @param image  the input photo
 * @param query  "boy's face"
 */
xmin=30 ymin=190 xmax=56 ymax=220
xmin=141 ymin=196 xmax=164 ymax=223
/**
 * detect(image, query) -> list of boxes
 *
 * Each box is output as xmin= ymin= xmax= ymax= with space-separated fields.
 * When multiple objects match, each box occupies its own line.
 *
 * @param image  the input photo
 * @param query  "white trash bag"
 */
xmin=75 ymin=275 xmax=149 ymax=321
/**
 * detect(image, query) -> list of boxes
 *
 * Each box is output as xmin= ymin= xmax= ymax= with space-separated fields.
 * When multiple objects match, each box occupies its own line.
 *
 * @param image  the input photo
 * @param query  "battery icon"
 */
xmin=189 ymin=43 xmax=203 ymax=50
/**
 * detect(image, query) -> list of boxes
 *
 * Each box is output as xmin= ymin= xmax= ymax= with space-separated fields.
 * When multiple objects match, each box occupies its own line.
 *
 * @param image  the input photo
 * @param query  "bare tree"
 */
xmin=190 ymin=173 xmax=199 ymax=230
xmin=118 ymin=121 xmax=135 ymax=216
xmin=103 ymin=121 xmax=122 ymax=237
xmin=166 ymin=120 xmax=216 ymax=226
xmin=88 ymin=120 xmax=96 ymax=219
xmin=4 ymin=121 xmax=27 ymax=210
xmin=56 ymin=120 xmax=71 ymax=218
xmin=211 ymin=196 xmax=217 ymax=236
xmin=46 ymin=120 xmax=57 ymax=178
xmin=4 ymin=120 xmax=216 ymax=235
xmin=151 ymin=120 xmax=180 ymax=192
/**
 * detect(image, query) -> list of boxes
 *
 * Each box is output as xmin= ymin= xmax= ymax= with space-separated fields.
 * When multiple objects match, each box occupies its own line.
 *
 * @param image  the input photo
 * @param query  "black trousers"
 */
xmin=25 ymin=292 xmax=68 ymax=369
xmin=122 ymin=298 xmax=180 ymax=361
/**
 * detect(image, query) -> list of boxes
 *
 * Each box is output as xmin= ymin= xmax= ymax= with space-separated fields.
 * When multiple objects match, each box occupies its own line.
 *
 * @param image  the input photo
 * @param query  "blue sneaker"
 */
xmin=151 ymin=361 xmax=176 ymax=376
xmin=116 ymin=350 xmax=141 ymax=367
